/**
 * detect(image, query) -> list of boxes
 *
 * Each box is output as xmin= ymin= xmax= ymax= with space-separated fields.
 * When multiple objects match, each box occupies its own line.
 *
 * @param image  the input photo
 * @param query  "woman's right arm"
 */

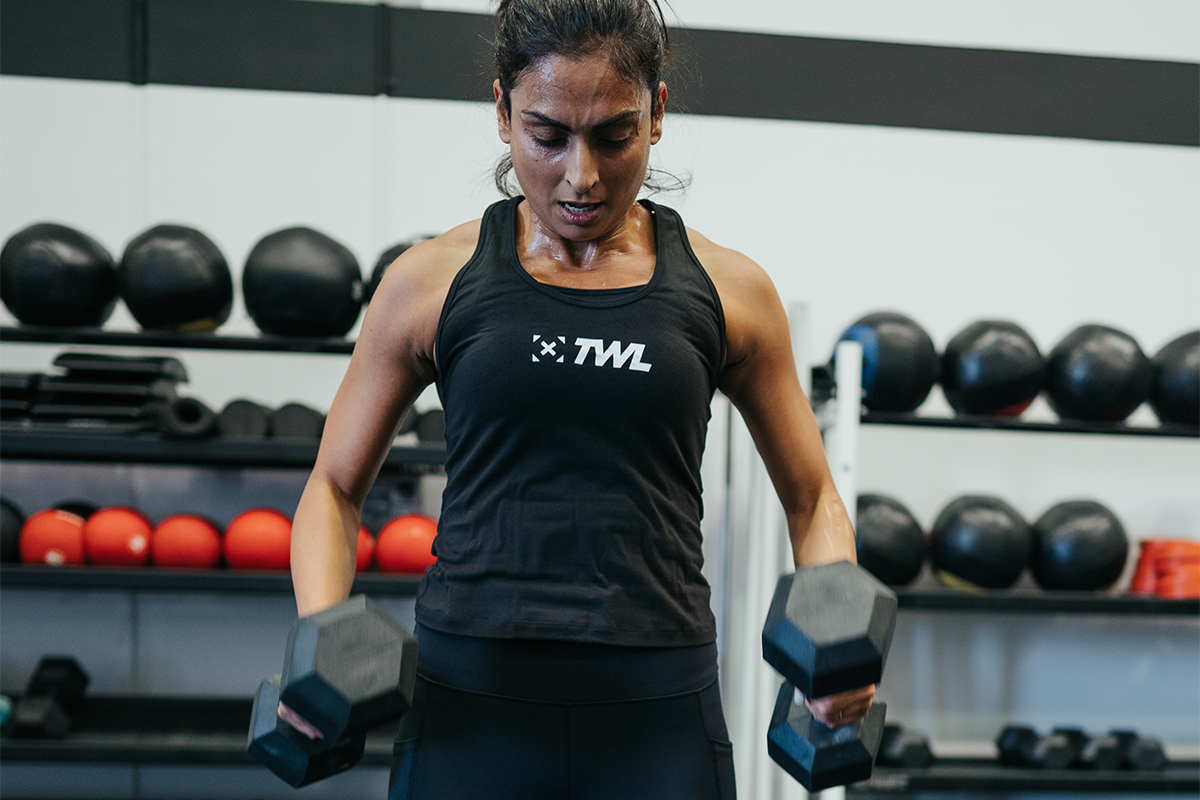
xmin=289 ymin=229 xmax=473 ymax=618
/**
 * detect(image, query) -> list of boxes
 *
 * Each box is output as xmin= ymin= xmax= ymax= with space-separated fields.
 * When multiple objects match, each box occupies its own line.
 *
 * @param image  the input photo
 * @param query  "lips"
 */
xmin=558 ymin=201 xmax=602 ymax=225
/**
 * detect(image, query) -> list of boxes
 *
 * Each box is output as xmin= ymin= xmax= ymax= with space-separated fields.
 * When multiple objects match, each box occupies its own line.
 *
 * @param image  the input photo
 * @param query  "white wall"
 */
xmin=1 ymin=0 xmax=1197 ymax=796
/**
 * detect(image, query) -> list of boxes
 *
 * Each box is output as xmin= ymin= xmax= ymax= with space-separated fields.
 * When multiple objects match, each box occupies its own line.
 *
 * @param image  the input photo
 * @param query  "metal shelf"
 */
xmin=0 ymin=565 xmax=421 ymax=596
xmin=850 ymin=757 xmax=1200 ymax=794
xmin=0 ymin=430 xmax=445 ymax=471
xmin=0 ymin=326 xmax=356 ymax=355
xmin=0 ymin=695 xmax=395 ymax=766
xmin=860 ymin=410 xmax=1199 ymax=439
xmin=895 ymin=588 xmax=1199 ymax=616
xmin=5 ymin=567 xmax=1195 ymax=615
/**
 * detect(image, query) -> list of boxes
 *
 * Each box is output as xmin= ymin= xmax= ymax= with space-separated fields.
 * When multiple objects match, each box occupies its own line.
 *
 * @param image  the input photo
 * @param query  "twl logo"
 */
xmin=532 ymin=335 xmax=652 ymax=372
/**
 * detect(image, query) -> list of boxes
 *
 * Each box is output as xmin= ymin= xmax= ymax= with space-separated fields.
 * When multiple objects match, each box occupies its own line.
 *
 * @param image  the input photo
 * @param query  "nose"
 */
xmin=565 ymin=141 xmax=598 ymax=194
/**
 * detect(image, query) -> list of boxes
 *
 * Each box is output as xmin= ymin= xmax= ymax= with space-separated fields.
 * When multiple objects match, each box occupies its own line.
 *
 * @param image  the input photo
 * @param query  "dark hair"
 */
xmin=492 ymin=0 xmax=687 ymax=197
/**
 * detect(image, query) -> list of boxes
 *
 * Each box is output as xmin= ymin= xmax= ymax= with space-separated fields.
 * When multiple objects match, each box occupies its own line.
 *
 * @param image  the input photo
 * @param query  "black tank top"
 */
xmin=419 ymin=196 xmax=726 ymax=647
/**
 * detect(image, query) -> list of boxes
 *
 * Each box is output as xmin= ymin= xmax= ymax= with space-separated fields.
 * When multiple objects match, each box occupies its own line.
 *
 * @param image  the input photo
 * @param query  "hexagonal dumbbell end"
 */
xmin=279 ymin=595 xmax=419 ymax=743
xmin=762 ymin=561 xmax=898 ymax=698
xmin=247 ymin=675 xmax=366 ymax=787
xmin=879 ymin=723 xmax=935 ymax=768
xmin=767 ymin=680 xmax=888 ymax=791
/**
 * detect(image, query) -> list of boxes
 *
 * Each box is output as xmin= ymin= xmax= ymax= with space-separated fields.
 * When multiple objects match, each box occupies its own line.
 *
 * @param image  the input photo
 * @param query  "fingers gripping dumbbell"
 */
xmin=762 ymin=560 xmax=898 ymax=791
xmin=247 ymin=595 xmax=419 ymax=787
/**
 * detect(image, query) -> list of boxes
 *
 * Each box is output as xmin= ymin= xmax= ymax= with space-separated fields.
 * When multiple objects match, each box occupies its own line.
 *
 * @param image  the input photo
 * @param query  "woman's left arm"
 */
xmin=703 ymin=241 xmax=854 ymax=569
xmin=699 ymin=236 xmax=875 ymax=726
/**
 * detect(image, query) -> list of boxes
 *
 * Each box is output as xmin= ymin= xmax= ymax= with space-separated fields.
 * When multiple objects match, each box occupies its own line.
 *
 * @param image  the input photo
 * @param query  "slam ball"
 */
xmin=376 ymin=514 xmax=437 ymax=573
xmin=856 ymin=493 xmax=926 ymax=586
xmin=119 ymin=224 xmax=233 ymax=331
xmin=1031 ymin=501 xmax=1128 ymax=591
xmin=242 ymin=227 xmax=363 ymax=337
xmin=152 ymin=515 xmax=222 ymax=569
xmin=83 ymin=507 xmax=153 ymax=566
xmin=1 ymin=223 xmax=118 ymax=326
xmin=20 ymin=508 xmax=87 ymax=566
xmin=1150 ymin=330 xmax=1199 ymax=426
xmin=930 ymin=496 xmax=1030 ymax=590
xmin=224 ymin=508 xmax=292 ymax=570
xmin=835 ymin=312 xmax=939 ymax=412
xmin=1046 ymin=325 xmax=1151 ymax=422
xmin=941 ymin=320 xmax=1045 ymax=416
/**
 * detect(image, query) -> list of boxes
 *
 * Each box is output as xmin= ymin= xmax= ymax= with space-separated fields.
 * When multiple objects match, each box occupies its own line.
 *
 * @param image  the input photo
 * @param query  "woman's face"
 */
xmin=496 ymin=52 xmax=665 ymax=243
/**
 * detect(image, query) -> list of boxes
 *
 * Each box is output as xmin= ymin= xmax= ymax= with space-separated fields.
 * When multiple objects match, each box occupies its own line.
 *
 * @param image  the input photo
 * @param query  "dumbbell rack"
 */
xmin=815 ymin=340 xmax=1200 ymax=796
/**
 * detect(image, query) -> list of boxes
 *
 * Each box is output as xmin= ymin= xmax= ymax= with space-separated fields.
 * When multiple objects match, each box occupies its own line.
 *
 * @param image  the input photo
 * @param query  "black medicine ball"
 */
xmin=856 ymin=493 xmax=926 ymax=586
xmin=941 ymin=320 xmax=1045 ymax=416
xmin=242 ymin=227 xmax=363 ymax=337
xmin=119 ymin=224 xmax=233 ymax=331
xmin=1 ymin=497 xmax=25 ymax=563
xmin=1150 ymin=330 xmax=1199 ymax=426
xmin=835 ymin=312 xmax=939 ymax=412
xmin=1045 ymin=324 xmax=1151 ymax=422
xmin=1031 ymin=500 xmax=1128 ymax=591
xmin=930 ymin=495 xmax=1030 ymax=590
xmin=0 ymin=223 xmax=117 ymax=326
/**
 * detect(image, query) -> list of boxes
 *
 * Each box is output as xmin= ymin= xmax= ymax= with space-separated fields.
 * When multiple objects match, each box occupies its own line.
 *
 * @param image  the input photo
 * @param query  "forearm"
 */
xmin=290 ymin=474 xmax=361 ymax=617
xmin=788 ymin=481 xmax=857 ymax=569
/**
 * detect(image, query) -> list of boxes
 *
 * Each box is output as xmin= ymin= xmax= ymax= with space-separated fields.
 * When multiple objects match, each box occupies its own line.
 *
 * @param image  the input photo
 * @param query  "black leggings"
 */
xmin=388 ymin=626 xmax=737 ymax=800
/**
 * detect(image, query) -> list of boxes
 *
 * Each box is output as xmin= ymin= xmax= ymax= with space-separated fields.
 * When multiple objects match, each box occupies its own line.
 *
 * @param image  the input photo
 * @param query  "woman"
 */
xmin=288 ymin=1 xmax=872 ymax=797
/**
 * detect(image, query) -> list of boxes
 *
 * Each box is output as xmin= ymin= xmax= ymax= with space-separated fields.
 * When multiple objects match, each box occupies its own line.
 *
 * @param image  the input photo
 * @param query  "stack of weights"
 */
xmin=1128 ymin=540 xmax=1200 ymax=599
xmin=2 ymin=352 xmax=186 ymax=435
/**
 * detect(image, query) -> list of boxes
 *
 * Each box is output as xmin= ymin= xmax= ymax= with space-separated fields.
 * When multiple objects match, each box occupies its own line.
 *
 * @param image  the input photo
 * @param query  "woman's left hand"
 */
xmin=797 ymin=684 xmax=877 ymax=728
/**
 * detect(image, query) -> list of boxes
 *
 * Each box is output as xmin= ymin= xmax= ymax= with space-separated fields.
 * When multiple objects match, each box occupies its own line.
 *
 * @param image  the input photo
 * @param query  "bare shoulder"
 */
xmin=685 ymin=226 xmax=788 ymax=370
xmin=359 ymin=219 xmax=482 ymax=360
xmin=685 ymin=226 xmax=778 ymax=305
xmin=379 ymin=220 xmax=480 ymax=292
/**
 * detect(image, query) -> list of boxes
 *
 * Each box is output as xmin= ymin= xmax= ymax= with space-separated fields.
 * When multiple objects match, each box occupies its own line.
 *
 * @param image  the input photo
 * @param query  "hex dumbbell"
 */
xmin=8 ymin=657 xmax=89 ymax=739
xmin=247 ymin=595 xmax=419 ymax=787
xmin=762 ymin=560 xmax=898 ymax=791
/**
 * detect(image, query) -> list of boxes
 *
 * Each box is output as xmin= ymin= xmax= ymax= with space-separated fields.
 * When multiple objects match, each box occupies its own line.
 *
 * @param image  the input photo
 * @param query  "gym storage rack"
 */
xmin=0 ymin=325 xmax=447 ymax=472
xmin=811 ymin=340 xmax=1200 ymax=796
xmin=0 ymin=325 xmax=444 ymax=589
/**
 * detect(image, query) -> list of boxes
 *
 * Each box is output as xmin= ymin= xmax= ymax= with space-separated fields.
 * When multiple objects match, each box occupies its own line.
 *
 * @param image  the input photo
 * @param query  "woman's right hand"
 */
xmin=278 ymin=701 xmax=324 ymax=741
xmin=795 ymin=684 xmax=877 ymax=729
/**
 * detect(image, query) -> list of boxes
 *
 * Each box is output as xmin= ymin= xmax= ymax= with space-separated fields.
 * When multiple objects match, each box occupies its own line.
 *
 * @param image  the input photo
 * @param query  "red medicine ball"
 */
xmin=20 ymin=508 xmax=87 ymax=566
xmin=152 ymin=515 xmax=222 ymax=569
xmin=83 ymin=507 xmax=152 ymax=566
xmin=356 ymin=526 xmax=376 ymax=572
xmin=376 ymin=514 xmax=437 ymax=573
xmin=224 ymin=508 xmax=292 ymax=570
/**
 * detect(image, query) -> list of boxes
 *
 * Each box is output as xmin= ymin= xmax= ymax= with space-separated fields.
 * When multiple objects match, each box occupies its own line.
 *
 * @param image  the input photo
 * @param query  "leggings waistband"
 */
xmin=414 ymin=623 xmax=718 ymax=704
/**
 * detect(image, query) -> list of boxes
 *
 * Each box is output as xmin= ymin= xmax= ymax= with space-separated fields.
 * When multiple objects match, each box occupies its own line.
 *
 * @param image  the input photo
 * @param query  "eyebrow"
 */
xmin=520 ymin=110 xmax=640 ymax=132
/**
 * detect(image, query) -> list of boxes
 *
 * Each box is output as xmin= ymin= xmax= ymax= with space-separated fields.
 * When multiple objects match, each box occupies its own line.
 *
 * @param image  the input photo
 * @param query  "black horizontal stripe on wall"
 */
xmin=1 ymin=0 xmax=1196 ymax=146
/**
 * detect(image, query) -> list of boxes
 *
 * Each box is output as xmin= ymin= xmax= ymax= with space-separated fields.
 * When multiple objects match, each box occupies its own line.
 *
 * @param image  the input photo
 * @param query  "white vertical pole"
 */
xmin=830 ymin=340 xmax=863 ymax=529
xmin=788 ymin=302 xmax=812 ymax=399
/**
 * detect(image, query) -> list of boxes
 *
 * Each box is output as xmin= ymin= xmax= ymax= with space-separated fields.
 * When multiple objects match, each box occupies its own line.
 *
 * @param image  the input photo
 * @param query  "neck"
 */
xmin=516 ymin=200 xmax=656 ymax=289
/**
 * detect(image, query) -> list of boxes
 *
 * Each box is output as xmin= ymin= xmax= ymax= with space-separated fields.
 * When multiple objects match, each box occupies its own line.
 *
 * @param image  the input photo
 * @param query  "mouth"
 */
xmin=558 ymin=201 xmax=602 ymax=224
